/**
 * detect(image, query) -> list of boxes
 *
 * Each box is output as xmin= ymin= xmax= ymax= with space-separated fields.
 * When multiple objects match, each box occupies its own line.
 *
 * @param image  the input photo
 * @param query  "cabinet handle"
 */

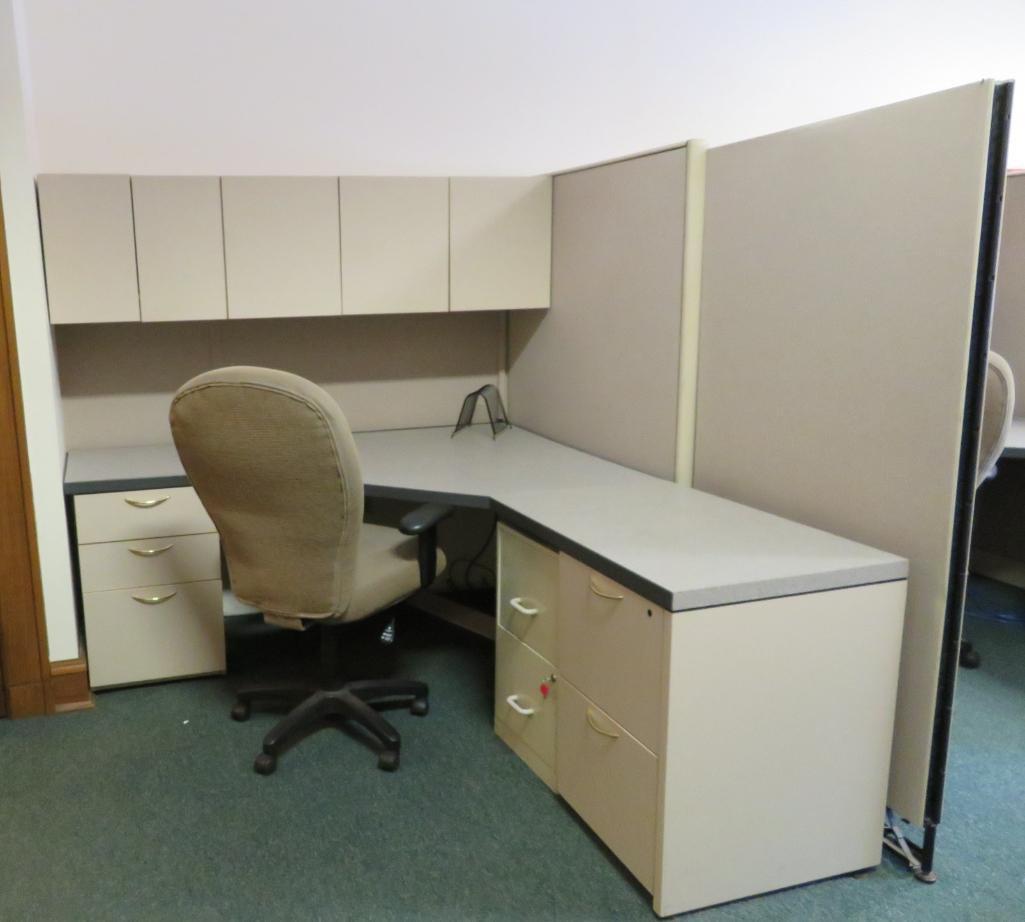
xmin=506 ymin=694 xmax=536 ymax=716
xmin=124 ymin=496 xmax=169 ymax=508
xmin=131 ymin=591 xmax=177 ymax=605
xmin=509 ymin=596 xmax=540 ymax=616
xmin=586 ymin=708 xmax=621 ymax=740
xmin=588 ymin=577 xmax=624 ymax=601
xmin=128 ymin=544 xmax=174 ymax=557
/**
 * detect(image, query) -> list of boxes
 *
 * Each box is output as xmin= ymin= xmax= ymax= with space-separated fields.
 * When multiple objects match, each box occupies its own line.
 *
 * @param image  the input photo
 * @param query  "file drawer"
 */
xmin=558 ymin=554 xmax=665 ymax=753
xmin=83 ymin=579 xmax=225 ymax=688
xmin=497 ymin=524 xmax=558 ymax=662
xmin=494 ymin=625 xmax=557 ymax=786
xmin=75 ymin=486 xmax=213 ymax=544
xmin=557 ymin=678 xmax=658 ymax=891
xmin=79 ymin=532 xmax=221 ymax=593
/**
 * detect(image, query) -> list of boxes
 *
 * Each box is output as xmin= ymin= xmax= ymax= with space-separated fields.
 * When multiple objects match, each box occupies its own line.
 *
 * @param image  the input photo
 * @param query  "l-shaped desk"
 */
xmin=64 ymin=425 xmax=909 ymax=917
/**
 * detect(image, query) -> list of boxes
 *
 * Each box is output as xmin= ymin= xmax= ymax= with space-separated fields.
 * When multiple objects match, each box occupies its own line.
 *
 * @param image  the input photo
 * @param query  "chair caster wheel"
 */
xmin=231 ymin=702 xmax=251 ymax=722
xmin=410 ymin=697 xmax=429 ymax=716
xmin=959 ymin=642 xmax=981 ymax=669
xmin=254 ymin=752 xmax=277 ymax=775
xmin=378 ymin=750 xmax=400 ymax=772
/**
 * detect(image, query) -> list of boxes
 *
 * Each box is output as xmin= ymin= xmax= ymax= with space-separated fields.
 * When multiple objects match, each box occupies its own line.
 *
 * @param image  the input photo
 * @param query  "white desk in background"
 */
xmin=64 ymin=424 xmax=909 ymax=917
xmin=1000 ymin=418 xmax=1025 ymax=458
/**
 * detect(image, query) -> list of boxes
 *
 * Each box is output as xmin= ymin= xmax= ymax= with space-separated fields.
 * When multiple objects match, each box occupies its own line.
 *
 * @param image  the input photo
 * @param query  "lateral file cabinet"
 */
xmin=495 ymin=523 xmax=907 ymax=917
xmin=75 ymin=486 xmax=225 ymax=689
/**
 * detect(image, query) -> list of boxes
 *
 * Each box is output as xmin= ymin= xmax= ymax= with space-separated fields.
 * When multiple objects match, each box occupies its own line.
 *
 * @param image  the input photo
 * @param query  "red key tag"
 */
xmin=539 ymin=682 xmax=550 ymax=699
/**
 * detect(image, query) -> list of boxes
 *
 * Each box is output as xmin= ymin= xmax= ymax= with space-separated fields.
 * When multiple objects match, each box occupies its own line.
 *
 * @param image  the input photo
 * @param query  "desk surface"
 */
xmin=65 ymin=425 xmax=907 ymax=612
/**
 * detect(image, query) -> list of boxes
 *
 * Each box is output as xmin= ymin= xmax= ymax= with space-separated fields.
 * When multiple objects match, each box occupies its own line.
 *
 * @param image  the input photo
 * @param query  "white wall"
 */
xmin=0 ymin=0 xmax=79 ymax=661
xmin=16 ymin=0 xmax=1025 ymax=174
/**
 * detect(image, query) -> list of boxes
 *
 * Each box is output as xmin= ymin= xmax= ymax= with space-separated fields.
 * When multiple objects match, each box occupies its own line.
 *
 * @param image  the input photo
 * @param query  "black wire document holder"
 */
xmin=452 ymin=384 xmax=510 ymax=439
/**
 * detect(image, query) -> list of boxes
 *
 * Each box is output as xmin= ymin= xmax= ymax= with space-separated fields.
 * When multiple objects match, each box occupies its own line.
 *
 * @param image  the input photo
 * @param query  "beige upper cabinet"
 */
xmin=450 ymin=176 xmax=552 ymax=311
xmin=132 ymin=177 xmax=227 ymax=322
xmin=340 ymin=177 xmax=449 ymax=315
xmin=221 ymin=177 xmax=342 ymax=319
xmin=37 ymin=174 xmax=140 ymax=324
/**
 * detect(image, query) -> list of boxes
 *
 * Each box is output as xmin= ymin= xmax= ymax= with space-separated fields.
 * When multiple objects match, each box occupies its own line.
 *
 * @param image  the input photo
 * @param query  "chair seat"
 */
xmin=343 ymin=523 xmax=446 ymax=623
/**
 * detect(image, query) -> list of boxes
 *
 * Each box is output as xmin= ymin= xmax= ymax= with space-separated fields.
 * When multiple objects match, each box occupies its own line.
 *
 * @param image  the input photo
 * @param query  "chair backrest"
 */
xmin=170 ymin=366 xmax=364 ymax=621
xmin=977 ymin=350 xmax=1015 ymax=488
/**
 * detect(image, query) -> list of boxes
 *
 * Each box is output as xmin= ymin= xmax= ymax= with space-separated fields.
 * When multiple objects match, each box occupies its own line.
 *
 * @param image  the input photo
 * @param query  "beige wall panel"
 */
xmin=56 ymin=313 xmax=501 ymax=448
xmin=508 ymin=149 xmax=686 ymax=480
xmin=222 ymin=176 xmax=341 ymax=318
xmin=133 ymin=176 xmax=227 ymax=321
xmin=340 ymin=177 xmax=448 ymax=315
xmin=692 ymin=82 xmax=995 ymax=824
xmin=450 ymin=176 xmax=551 ymax=311
xmin=655 ymin=582 xmax=906 ymax=916
xmin=37 ymin=174 xmax=139 ymax=323
xmin=990 ymin=173 xmax=1025 ymax=409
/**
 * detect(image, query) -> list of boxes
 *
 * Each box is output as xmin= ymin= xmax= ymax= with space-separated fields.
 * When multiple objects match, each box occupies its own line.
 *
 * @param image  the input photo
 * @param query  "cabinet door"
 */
xmin=340 ymin=177 xmax=448 ymax=314
xmin=450 ymin=176 xmax=551 ymax=311
xmin=133 ymin=176 xmax=227 ymax=321
xmin=37 ymin=174 xmax=140 ymax=324
xmin=222 ymin=177 xmax=341 ymax=319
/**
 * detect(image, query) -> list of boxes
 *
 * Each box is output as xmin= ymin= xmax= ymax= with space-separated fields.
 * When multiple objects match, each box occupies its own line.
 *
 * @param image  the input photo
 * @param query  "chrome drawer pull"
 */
xmin=588 ymin=577 xmax=624 ymax=601
xmin=509 ymin=596 xmax=539 ymax=616
xmin=132 ymin=591 xmax=177 ymax=605
xmin=128 ymin=544 xmax=174 ymax=557
xmin=124 ymin=496 xmax=169 ymax=508
xmin=506 ymin=694 xmax=536 ymax=717
xmin=586 ymin=708 xmax=621 ymax=740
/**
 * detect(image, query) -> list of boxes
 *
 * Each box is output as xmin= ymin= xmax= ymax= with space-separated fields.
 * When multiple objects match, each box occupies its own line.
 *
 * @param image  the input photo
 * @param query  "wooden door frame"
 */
xmin=0 ymin=183 xmax=60 ymax=716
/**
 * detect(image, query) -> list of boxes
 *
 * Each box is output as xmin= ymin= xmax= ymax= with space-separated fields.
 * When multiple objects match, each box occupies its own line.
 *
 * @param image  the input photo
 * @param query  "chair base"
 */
xmin=231 ymin=678 xmax=429 ymax=773
xmin=959 ymin=639 xmax=981 ymax=669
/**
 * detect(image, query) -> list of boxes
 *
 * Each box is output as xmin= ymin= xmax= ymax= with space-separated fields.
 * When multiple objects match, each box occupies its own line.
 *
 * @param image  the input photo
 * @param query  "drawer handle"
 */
xmin=128 ymin=544 xmax=174 ymax=557
xmin=588 ymin=577 xmax=624 ymax=601
xmin=586 ymin=708 xmax=621 ymax=740
xmin=124 ymin=496 xmax=169 ymax=508
xmin=132 ymin=591 xmax=177 ymax=605
xmin=506 ymin=694 xmax=536 ymax=717
xmin=509 ymin=597 xmax=540 ymax=616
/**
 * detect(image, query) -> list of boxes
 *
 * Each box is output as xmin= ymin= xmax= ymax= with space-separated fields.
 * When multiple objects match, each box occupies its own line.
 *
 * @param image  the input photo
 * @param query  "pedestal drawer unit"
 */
xmin=74 ymin=486 xmax=225 ymax=689
xmin=493 ymin=522 xmax=908 ymax=918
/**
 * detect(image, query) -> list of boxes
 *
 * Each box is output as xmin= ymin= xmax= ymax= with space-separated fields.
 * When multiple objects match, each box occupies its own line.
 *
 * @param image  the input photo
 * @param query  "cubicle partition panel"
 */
xmin=507 ymin=143 xmax=702 ymax=481
xmin=54 ymin=312 xmax=503 ymax=449
xmin=693 ymin=81 xmax=1011 ymax=865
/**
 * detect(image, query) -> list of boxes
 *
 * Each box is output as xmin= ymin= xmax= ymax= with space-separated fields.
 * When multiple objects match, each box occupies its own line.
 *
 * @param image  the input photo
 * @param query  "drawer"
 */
xmin=75 ymin=486 xmax=214 ymax=544
xmin=497 ymin=524 xmax=558 ymax=662
xmin=557 ymin=678 xmax=658 ymax=891
xmin=79 ymin=532 xmax=221 ymax=593
xmin=558 ymin=554 xmax=665 ymax=752
xmin=83 ymin=579 xmax=225 ymax=688
xmin=494 ymin=626 xmax=557 ymax=784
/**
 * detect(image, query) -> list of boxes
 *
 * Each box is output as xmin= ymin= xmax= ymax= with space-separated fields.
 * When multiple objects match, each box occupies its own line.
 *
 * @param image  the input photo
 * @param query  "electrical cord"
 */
xmin=446 ymin=514 xmax=497 ymax=591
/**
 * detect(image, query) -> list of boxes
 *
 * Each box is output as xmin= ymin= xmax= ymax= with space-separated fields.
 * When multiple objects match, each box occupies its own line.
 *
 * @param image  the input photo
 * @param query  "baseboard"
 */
xmin=48 ymin=657 xmax=94 ymax=713
xmin=970 ymin=549 xmax=1025 ymax=590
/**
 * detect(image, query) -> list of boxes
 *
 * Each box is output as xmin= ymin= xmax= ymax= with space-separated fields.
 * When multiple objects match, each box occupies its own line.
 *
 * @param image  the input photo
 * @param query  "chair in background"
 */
xmin=961 ymin=350 xmax=1015 ymax=669
xmin=170 ymin=366 xmax=451 ymax=772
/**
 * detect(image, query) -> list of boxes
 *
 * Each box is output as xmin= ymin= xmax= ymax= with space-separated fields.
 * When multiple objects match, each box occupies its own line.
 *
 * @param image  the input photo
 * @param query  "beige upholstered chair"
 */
xmin=170 ymin=366 xmax=450 ymax=773
xmin=961 ymin=350 xmax=1015 ymax=669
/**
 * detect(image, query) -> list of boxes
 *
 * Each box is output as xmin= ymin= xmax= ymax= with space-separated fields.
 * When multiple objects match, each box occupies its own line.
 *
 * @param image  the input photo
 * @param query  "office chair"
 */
xmin=961 ymin=350 xmax=1015 ymax=669
xmin=170 ymin=366 xmax=451 ymax=773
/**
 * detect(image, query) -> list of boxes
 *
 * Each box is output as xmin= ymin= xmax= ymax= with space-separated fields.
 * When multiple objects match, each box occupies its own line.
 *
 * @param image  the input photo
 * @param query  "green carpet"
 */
xmin=2 ymin=585 xmax=1024 ymax=921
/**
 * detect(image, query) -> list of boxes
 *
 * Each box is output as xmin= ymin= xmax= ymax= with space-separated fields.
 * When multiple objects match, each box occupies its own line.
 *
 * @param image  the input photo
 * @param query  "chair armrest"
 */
xmin=399 ymin=504 xmax=454 ymax=587
xmin=399 ymin=503 xmax=454 ymax=536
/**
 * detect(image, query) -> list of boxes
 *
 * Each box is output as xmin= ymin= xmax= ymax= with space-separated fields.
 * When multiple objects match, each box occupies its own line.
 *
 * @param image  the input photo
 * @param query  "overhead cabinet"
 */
xmin=38 ymin=174 xmax=140 ymax=324
xmin=450 ymin=176 xmax=552 ymax=311
xmin=222 ymin=176 xmax=342 ymax=319
xmin=340 ymin=177 xmax=449 ymax=314
xmin=38 ymin=174 xmax=553 ymax=323
xmin=132 ymin=177 xmax=227 ymax=322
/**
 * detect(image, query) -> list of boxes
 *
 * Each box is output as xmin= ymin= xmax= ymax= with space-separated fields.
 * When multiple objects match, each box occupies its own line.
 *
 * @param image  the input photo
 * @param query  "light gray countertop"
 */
xmin=65 ymin=425 xmax=908 ymax=611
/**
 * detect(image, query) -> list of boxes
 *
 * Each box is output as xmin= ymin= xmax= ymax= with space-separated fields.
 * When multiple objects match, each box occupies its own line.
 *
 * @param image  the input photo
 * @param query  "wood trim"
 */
xmin=0 ymin=181 xmax=55 ymax=718
xmin=49 ymin=656 xmax=94 ymax=713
